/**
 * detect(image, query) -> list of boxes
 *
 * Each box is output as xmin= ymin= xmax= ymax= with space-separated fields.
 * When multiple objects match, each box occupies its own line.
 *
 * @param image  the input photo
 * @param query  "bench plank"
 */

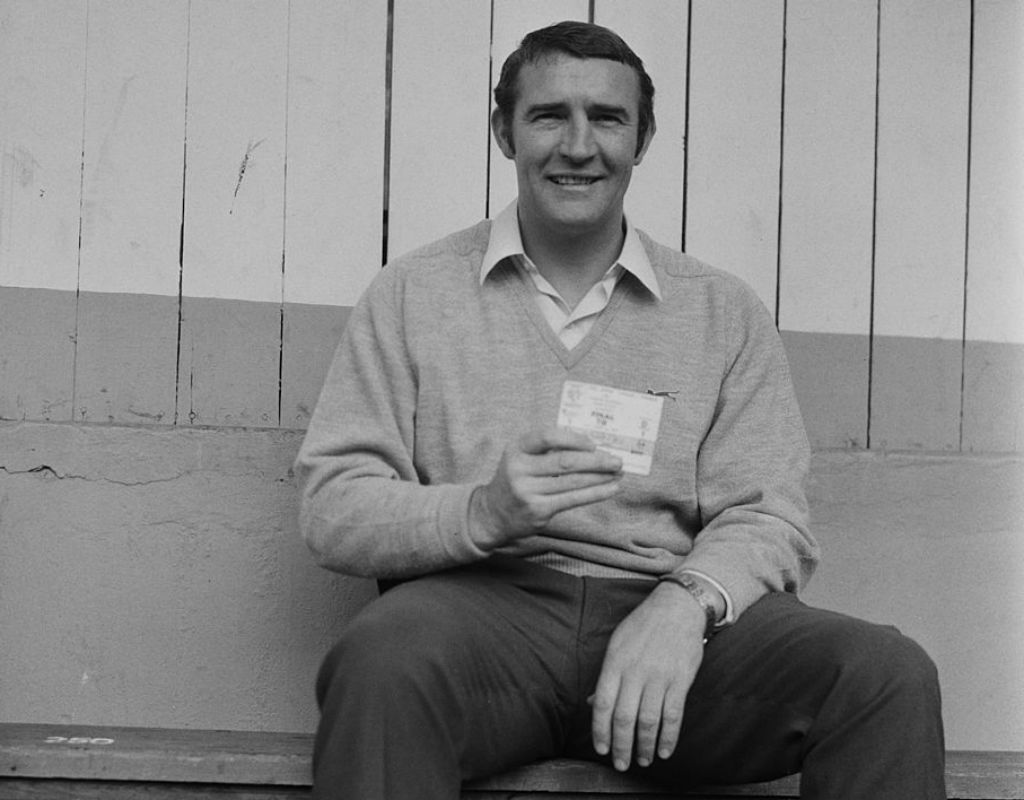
xmin=0 ymin=779 xmax=309 ymax=799
xmin=2 ymin=724 xmax=1022 ymax=799
xmin=463 ymin=756 xmax=798 ymax=795
xmin=1 ymin=725 xmax=310 ymax=786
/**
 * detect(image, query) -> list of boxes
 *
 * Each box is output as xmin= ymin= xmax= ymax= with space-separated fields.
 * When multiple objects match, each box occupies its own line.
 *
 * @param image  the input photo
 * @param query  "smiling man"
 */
xmin=295 ymin=21 xmax=945 ymax=800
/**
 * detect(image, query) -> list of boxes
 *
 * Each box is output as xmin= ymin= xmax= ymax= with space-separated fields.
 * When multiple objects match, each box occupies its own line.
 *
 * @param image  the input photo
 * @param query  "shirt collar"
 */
xmin=480 ymin=200 xmax=661 ymax=300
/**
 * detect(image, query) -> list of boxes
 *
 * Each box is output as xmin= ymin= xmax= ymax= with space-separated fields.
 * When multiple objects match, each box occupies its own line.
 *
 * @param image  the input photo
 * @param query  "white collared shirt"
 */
xmin=480 ymin=201 xmax=661 ymax=349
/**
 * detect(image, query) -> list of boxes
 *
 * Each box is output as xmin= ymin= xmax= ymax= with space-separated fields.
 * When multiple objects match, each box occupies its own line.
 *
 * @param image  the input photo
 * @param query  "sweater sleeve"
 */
xmin=676 ymin=287 xmax=819 ymax=617
xmin=293 ymin=268 xmax=489 ymax=579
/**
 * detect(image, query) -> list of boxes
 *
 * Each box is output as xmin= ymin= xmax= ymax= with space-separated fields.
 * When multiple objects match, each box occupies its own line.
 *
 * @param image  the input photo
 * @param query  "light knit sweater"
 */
xmin=295 ymin=220 xmax=818 ymax=617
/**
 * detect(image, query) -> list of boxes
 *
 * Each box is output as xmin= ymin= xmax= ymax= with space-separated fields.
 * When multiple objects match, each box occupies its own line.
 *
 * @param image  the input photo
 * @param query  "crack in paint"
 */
xmin=0 ymin=464 xmax=191 ymax=486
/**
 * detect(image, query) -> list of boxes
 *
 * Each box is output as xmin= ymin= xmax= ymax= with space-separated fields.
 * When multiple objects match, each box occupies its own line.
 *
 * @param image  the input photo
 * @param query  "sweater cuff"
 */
xmin=438 ymin=483 xmax=492 ymax=564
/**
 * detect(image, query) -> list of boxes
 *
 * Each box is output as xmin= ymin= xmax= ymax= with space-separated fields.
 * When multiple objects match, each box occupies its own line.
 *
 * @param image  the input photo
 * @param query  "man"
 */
xmin=295 ymin=21 xmax=945 ymax=800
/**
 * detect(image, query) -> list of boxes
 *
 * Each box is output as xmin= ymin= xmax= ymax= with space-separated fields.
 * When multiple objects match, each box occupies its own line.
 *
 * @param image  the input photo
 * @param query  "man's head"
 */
xmin=493 ymin=20 xmax=655 ymax=158
xmin=490 ymin=21 xmax=656 ymax=244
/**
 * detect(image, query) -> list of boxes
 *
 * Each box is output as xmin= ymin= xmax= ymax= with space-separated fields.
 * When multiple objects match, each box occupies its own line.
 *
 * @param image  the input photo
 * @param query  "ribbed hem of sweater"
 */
xmin=531 ymin=551 xmax=658 ymax=581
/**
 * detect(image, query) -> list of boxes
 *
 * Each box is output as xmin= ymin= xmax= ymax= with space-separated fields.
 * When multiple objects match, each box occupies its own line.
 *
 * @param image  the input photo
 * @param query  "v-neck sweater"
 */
xmin=296 ymin=219 xmax=818 ymax=617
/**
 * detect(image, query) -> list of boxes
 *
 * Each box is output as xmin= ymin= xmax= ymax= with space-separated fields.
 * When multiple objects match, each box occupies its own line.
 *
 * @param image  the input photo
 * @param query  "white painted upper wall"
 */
xmin=778 ymin=0 xmax=877 ymax=337
xmin=966 ymin=0 xmax=1024 ymax=346
xmin=0 ymin=0 xmax=87 ymax=293
xmin=77 ymin=0 xmax=187 ymax=299
xmin=284 ymin=1 xmax=388 ymax=307
xmin=0 ymin=0 xmax=1021 ymax=340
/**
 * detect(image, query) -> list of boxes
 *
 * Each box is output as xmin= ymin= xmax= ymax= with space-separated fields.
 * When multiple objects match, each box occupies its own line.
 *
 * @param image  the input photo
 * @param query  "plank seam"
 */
xmin=173 ymin=2 xmax=194 ymax=427
xmin=70 ymin=2 xmax=93 ymax=423
xmin=866 ymin=0 xmax=882 ymax=449
xmin=958 ymin=0 xmax=976 ymax=452
xmin=774 ymin=0 xmax=789 ymax=327
xmin=381 ymin=0 xmax=395 ymax=266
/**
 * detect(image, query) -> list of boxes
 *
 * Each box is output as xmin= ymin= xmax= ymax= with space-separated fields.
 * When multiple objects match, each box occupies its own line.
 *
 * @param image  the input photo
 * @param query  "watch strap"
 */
xmin=658 ymin=572 xmax=719 ymax=642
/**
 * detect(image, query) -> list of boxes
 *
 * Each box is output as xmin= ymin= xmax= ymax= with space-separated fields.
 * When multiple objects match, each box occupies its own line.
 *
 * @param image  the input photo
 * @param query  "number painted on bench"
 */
xmin=44 ymin=736 xmax=115 ymax=745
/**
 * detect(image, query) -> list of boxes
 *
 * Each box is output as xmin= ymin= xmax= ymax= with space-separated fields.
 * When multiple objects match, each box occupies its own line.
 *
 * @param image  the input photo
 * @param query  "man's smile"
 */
xmin=549 ymin=175 xmax=602 ymax=186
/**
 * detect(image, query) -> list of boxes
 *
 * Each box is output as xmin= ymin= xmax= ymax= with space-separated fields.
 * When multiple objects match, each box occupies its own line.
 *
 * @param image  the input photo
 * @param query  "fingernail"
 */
xmin=614 ymin=758 xmax=628 ymax=772
xmin=637 ymin=757 xmax=650 ymax=768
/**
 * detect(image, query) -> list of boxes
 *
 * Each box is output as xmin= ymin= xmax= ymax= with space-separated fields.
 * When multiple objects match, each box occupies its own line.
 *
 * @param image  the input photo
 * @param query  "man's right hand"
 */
xmin=469 ymin=427 xmax=623 ymax=548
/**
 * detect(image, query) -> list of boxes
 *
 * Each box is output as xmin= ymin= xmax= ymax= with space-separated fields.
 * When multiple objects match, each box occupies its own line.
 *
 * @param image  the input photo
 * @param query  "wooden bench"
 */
xmin=1 ymin=724 xmax=1021 ymax=799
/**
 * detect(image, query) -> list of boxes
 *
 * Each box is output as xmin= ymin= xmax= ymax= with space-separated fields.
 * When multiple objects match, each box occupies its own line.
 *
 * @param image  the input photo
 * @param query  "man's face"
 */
xmin=492 ymin=54 xmax=652 ymax=241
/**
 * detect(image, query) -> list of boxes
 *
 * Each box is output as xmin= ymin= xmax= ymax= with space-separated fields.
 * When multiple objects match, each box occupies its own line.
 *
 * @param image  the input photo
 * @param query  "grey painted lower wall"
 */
xmin=3 ymin=287 xmax=1022 ymax=452
xmin=1 ymin=421 xmax=1022 ymax=749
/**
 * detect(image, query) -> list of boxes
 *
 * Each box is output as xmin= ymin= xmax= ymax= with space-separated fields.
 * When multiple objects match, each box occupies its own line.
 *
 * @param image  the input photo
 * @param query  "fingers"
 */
xmin=516 ymin=428 xmax=623 ymax=480
xmin=518 ymin=427 xmax=623 ymax=472
xmin=516 ymin=471 xmax=622 ymax=522
xmin=472 ymin=429 xmax=623 ymax=546
xmin=656 ymin=683 xmax=687 ymax=761
xmin=592 ymin=677 xmax=686 ymax=772
xmin=589 ymin=591 xmax=704 ymax=772
xmin=590 ymin=676 xmax=652 ymax=772
xmin=505 ymin=427 xmax=623 ymax=519
xmin=518 ymin=426 xmax=598 ymax=455
xmin=589 ymin=674 xmax=619 ymax=765
xmin=634 ymin=686 xmax=669 ymax=768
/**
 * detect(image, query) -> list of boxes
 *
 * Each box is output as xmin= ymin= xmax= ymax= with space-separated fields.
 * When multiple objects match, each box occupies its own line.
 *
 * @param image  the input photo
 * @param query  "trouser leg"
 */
xmin=313 ymin=562 xmax=945 ymax=800
xmin=310 ymin=557 xmax=585 ymax=800
xmin=569 ymin=592 xmax=946 ymax=800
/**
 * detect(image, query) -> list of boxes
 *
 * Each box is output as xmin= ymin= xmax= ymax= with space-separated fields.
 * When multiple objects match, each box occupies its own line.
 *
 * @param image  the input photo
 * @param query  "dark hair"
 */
xmin=493 ymin=20 xmax=655 ymax=156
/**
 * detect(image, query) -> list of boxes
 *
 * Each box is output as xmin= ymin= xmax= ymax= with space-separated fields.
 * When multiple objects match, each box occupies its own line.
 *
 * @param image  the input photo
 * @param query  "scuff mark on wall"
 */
xmin=230 ymin=137 xmax=265 ymax=214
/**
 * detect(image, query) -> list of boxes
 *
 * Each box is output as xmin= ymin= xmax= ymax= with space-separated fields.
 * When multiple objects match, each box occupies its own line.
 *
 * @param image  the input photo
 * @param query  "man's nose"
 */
xmin=560 ymin=116 xmax=596 ymax=160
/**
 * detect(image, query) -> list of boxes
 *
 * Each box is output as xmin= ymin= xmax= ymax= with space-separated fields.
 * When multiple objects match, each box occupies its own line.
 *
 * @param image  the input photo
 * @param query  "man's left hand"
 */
xmin=590 ymin=581 xmax=708 ymax=771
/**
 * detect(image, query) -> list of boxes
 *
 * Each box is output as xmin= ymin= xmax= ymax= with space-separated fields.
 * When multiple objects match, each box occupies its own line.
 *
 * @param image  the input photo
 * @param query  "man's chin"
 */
xmin=544 ymin=208 xmax=618 ymax=237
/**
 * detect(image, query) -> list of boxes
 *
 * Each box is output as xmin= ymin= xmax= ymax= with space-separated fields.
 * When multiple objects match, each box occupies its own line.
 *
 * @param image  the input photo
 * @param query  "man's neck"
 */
xmin=519 ymin=214 xmax=626 ymax=309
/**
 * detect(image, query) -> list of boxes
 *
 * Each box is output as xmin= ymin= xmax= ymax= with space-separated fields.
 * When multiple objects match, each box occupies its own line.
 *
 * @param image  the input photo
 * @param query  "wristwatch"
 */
xmin=658 ymin=572 xmax=720 ymax=642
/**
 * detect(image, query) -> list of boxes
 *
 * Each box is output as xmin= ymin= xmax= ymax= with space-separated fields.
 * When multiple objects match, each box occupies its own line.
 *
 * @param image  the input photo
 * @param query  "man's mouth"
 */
xmin=549 ymin=175 xmax=600 ymax=186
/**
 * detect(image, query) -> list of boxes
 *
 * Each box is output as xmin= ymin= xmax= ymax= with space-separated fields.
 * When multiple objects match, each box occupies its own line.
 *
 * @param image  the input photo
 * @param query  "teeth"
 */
xmin=552 ymin=176 xmax=597 ymax=185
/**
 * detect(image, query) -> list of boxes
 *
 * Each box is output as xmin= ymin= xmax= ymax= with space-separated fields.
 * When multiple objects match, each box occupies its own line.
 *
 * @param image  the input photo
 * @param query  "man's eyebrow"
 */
xmin=590 ymin=102 xmax=632 ymax=118
xmin=522 ymin=101 xmax=632 ymax=118
xmin=523 ymin=101 xmax=568 ymax=115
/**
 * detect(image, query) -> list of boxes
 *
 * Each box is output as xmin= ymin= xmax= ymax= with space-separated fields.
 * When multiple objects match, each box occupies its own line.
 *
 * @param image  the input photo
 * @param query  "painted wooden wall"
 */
xmin=1 ymin=0 xmax=1021 ymax=451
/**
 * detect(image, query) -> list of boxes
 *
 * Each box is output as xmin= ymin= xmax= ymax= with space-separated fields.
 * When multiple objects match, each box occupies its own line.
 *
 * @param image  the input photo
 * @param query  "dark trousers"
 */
xmin=312 ymin=556 xmax=946 ymax=799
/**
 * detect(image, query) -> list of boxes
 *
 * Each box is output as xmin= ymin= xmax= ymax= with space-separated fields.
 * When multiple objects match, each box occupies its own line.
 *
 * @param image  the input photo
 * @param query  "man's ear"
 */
xmin=491 ymin=107 xmax=516 ymax=159
xmin=634 ymin=118 xmax=656 ymax=165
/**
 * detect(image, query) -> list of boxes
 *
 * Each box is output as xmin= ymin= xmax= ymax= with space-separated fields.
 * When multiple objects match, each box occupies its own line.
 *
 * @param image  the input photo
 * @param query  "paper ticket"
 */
xmin=556 ymin=380 xmax=664 ymax=476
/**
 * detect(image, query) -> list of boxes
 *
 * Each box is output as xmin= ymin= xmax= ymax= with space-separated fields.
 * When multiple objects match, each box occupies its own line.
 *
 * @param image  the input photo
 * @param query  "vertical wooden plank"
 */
xmin=283 ymin=2 xmax=386 ymax=308
xmin=777 ymin=0 xmax=877 ymax=448
xmin=962 ymin=0 xmax=1024 ymax=453
xmin=488 ymin=0 xmax=590 ymax=215
xmin=281 ymin=305 xmax=352 ymax=429
xmin=0 ymin=287 xmax=77 ymax=421
xmin=0 ymin=0 xmax=86 ymax=420
xmin=871 ymin=0 xmax=970 ymax=450
xmin=685 ymin=0 xmax=784 ymax=314
xmin=387 ymin=0 xmax=492 ymax=260
xmin=74 ymin=0 xmax=187 ymax=425
xmin=594 ymin=0 xmax=688 ymax=250
xmin=281 ymin=2 xmax=388 ymax=428
xmin=179 ymin=2 xmax=289 ymax=427
xmin=0 ymin=0 xmax=86 ymax=291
